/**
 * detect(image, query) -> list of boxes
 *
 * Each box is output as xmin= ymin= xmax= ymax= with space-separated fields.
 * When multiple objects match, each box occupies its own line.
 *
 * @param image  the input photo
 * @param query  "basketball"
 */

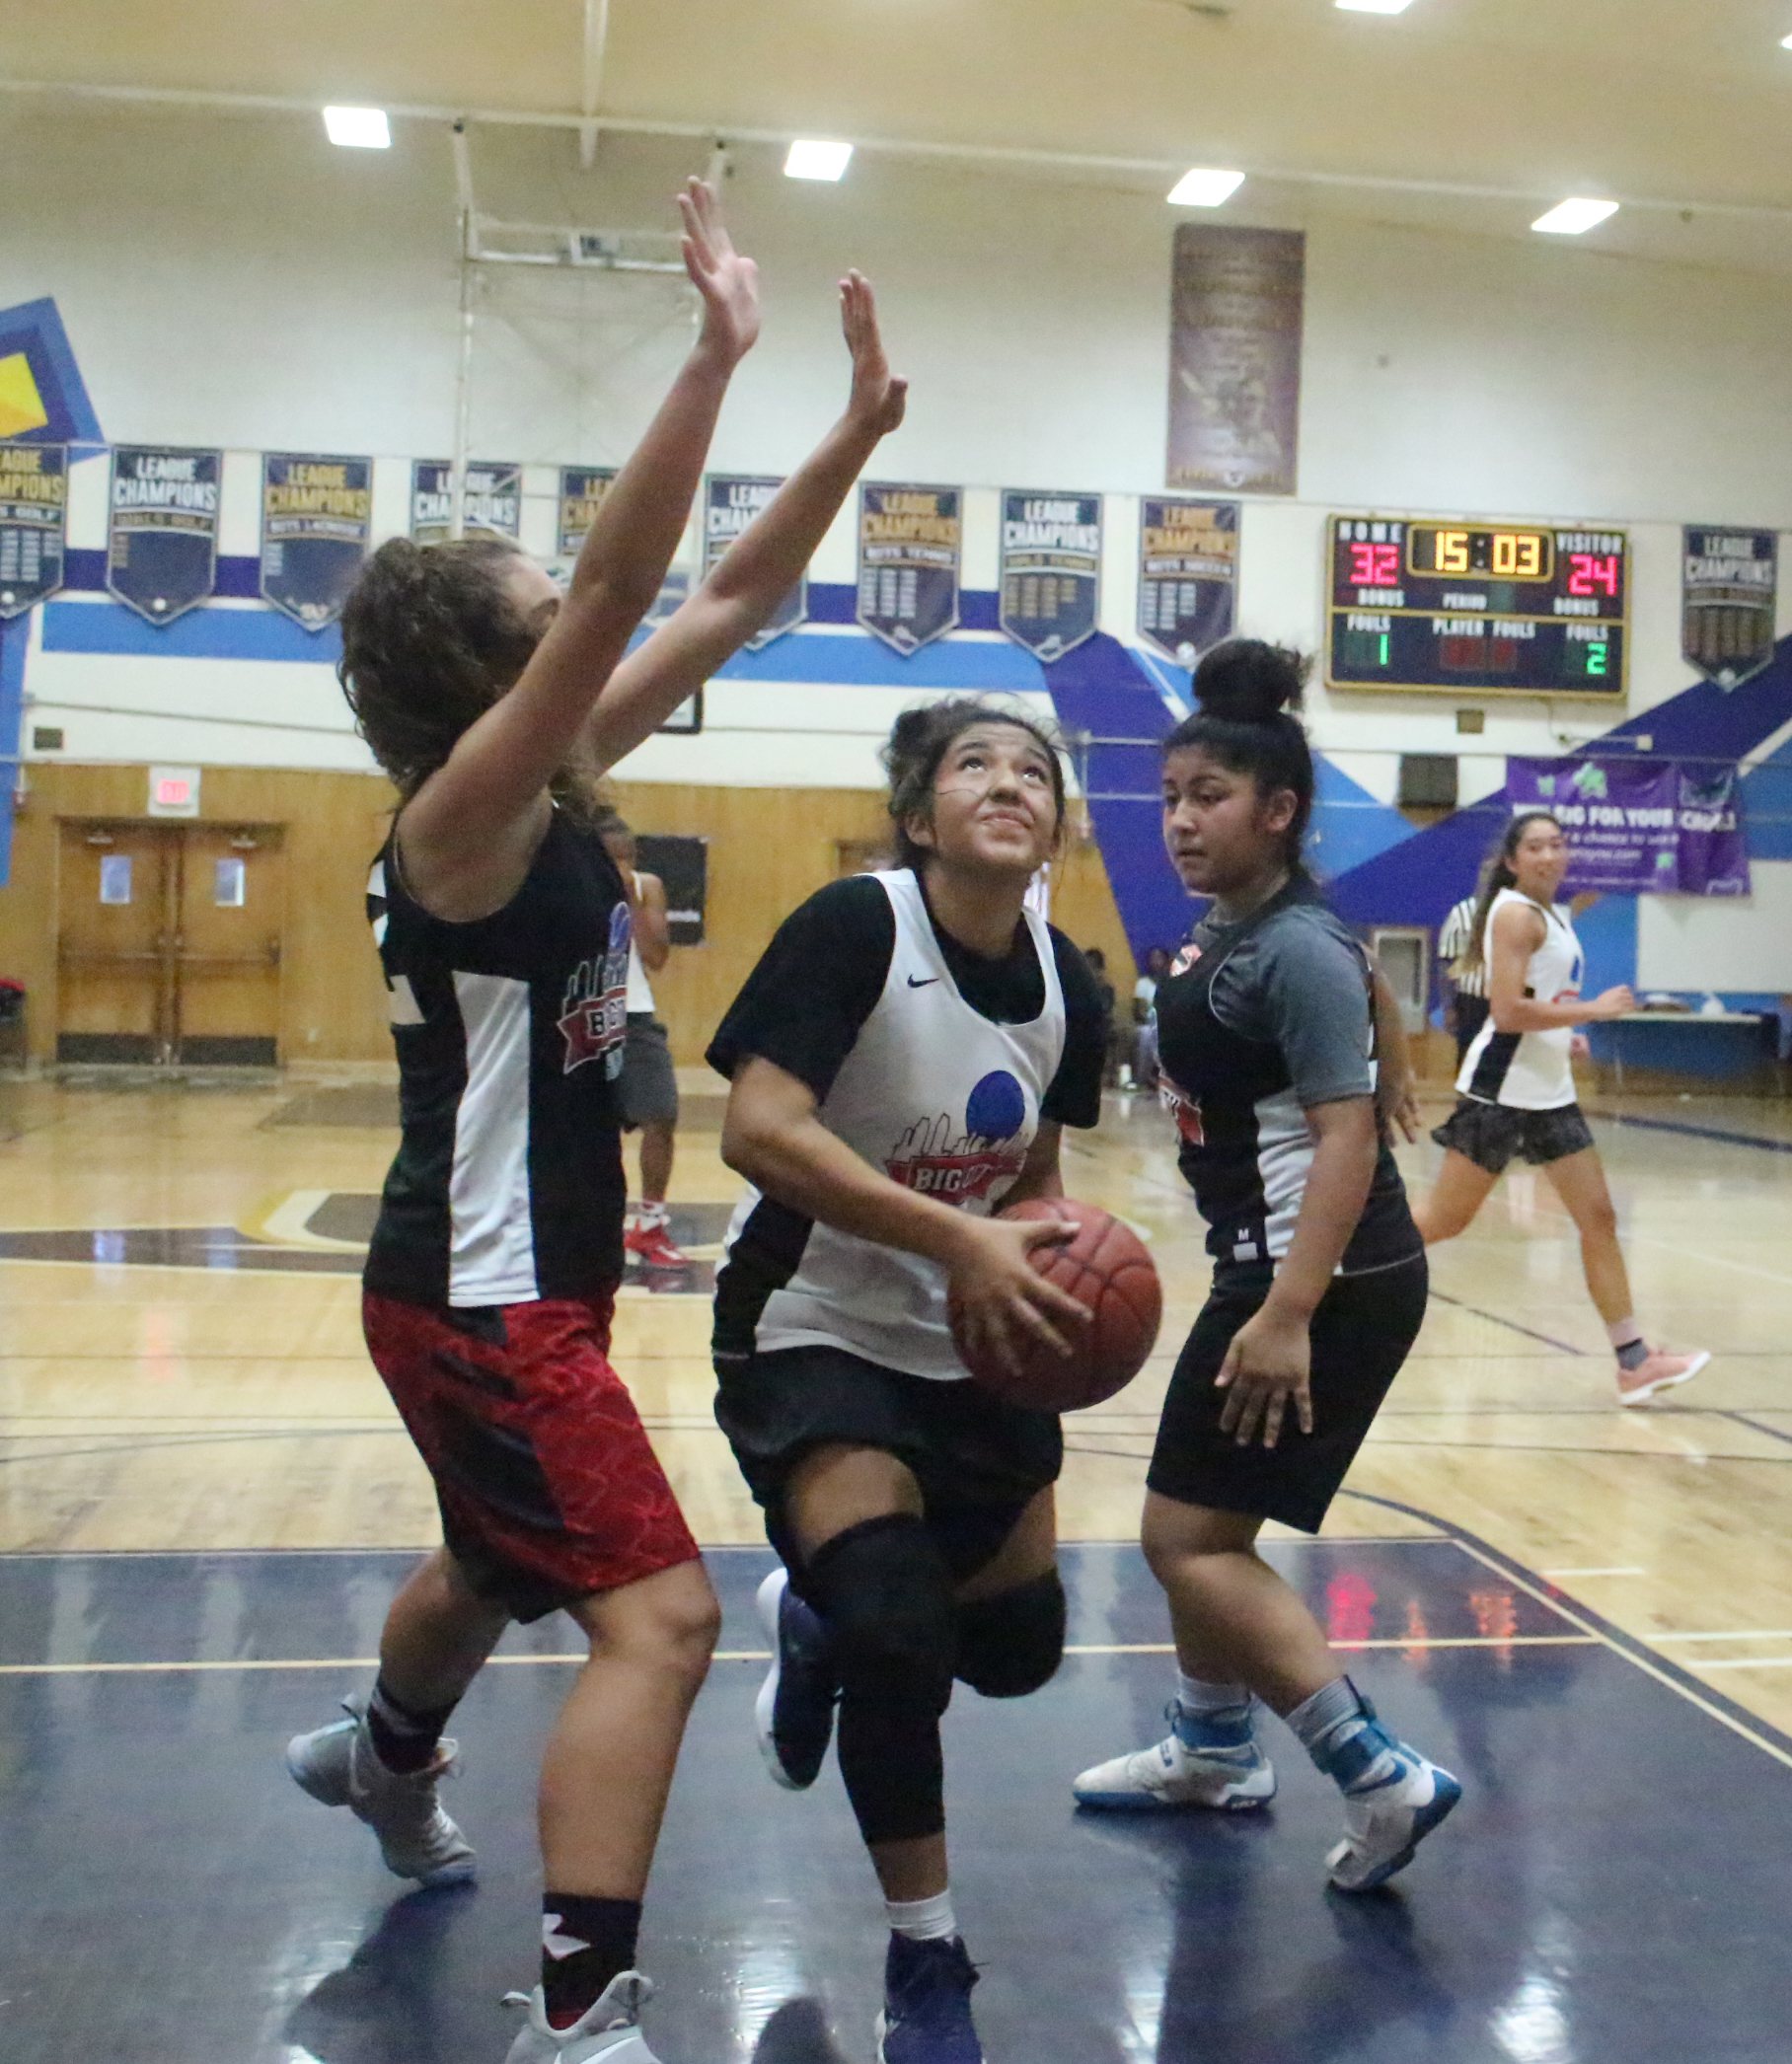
xmin=948 ymin=1198 xmax=1162 ymax=1412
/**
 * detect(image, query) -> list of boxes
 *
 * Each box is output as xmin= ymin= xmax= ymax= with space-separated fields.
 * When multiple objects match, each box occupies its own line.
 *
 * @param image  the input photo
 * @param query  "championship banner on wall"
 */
xmin=1682 ymin=527 xmax=1777 ymax=691
xmin=1137 ymin=497 xmax=1238 ymax=664
xmin=261 ymin=455 xmax=372 ymax=630
xmin=706 ymin=475 xmax=806 ymax=649
xmin=999 ymin=490 xmax=1100 ymax=662
xmin=0 ymin=441 xmax=66 ymax=620
xmin=558 ymin=468 xmax=616 ymax=560
xmin=107 ymin=446 xmax=220 ymax=624
xmin=411 ymin=461 xmax=521 ymax=545
xmin=858 ymin=483 xmax=961 ymax=653
xmin=1167 ymin=226 xmax=1304 ymax=496
xmin=1508 ymin=758 xmax=1750 ymax=897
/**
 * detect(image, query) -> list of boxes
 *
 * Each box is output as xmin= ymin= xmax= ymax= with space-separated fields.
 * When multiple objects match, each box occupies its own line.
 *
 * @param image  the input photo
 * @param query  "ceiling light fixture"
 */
xmin=1531 ymin=197 xmax=1619 ymax=235
xmin=1782 ymin=32 xmax=1792 ymax=45
xmin=323 ymin=106 xmax=391 ymax=149
xmin=1335 ymin=0 xmax=1415 ymax=14
xmin=784 ymin=139 xmax=854 ymax=182
xmin=1167 ymin=167 xmax=1245 ymax=207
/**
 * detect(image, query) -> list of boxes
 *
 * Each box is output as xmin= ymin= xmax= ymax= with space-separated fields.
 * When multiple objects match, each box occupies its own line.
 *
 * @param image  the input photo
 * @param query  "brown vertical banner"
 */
xmin=1166 ymin=226 xmax=1305 ymax=496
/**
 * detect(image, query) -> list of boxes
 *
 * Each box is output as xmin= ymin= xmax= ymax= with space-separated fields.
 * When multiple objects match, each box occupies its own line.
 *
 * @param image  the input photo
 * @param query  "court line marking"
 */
xmin=0 ymin=1636 xmax=1600 ymax=1677
xmin=1695 ymin=1658 xmax=1792 ymax=1672
xmin=1423 ymin=1289 xmax=1588 ymax=1357
xmin=1539 ymin=1566 xmax=1648 ymax=1578
xmin=1588 ymin=1110 xmax=1792 ymax=1157
xmin=1340 ymin=1489 xmax=1792 ymax=1776
xmin=1651 ymin=1629 xmax=1792 ymax=1643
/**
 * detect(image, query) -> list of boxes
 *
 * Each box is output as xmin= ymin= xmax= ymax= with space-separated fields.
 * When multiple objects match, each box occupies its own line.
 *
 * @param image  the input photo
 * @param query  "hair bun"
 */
xmin=1192 ymin=639 xmax=1307 ymax=724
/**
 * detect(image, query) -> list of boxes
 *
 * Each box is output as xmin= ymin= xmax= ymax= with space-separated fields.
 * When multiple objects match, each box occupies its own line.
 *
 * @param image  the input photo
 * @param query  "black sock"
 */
xmin=365 ymin=1675 xmax=457 ymax=1775
xmin=542 ymin=1894 xmax=641 ymax=2029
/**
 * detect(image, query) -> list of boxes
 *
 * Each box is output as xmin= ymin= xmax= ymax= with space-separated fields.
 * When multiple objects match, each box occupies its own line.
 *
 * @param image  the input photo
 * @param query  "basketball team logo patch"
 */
xmin=884 ymin=1069 xmax=1029 ymax=1205
xmin=558 ymin=904 xmax=632 ymax=1076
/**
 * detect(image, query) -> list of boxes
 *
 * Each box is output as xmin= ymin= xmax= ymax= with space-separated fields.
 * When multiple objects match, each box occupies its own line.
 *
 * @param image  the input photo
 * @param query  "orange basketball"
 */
xmin=948 ymin=1197 xmax=1162 ymax=1412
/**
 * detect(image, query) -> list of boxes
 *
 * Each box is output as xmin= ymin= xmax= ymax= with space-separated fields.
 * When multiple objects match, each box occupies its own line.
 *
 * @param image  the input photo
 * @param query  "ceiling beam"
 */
xmin=579 ymin=0 xmax=610 ymax=171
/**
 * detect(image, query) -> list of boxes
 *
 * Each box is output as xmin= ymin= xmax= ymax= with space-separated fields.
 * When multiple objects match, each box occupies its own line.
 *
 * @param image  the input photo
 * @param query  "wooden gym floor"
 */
xmin=2 ymin=1067 xmax=1790 ymax=2062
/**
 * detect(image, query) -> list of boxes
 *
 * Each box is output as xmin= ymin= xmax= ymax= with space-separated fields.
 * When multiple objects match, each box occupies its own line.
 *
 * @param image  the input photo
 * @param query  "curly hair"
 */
xmin=881 ymin=697 xmax=1070 ymax=873
xmin=336 ymin=536 xmax=613 ymax=829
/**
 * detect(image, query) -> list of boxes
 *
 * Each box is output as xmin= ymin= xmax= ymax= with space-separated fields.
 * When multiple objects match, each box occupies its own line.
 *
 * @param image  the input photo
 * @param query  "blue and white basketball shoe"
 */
xmin=1072 ymin=1698 xmax=1277 ymax=1811
xmin=1320 ymin=1712 xmax=1461 ymax=1891
xmin=754 ymin=1566 xmax=839 ymax=1791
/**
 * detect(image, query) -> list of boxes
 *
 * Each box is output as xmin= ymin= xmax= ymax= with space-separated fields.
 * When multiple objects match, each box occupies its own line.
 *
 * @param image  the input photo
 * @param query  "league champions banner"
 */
xmin=706 ymin=475 xmax=806 ymax=649
xmin=107 ymin=446 xmax=220 ymax=624
xmin=558 ymin=468 xmax=616 ymax=562
xmin=411 ymin=461 xmax=521 ymax=546
xmin=999 ymin=491 xmax=1100 ymax=662
xmin=858 ymin=483 xmax=961 ymax=654
xmin=1137 ymin=497 xmax=1238 ymax=664
xmin=1166 ymin=226 xmax=1304 ymax=497
xmin=1508 ymin=757 xmax=1750 ymax=898
xmin=1682 ymin=527 xmax=1777 ymax=690
xmin=261 ymin=455 xmax=372 ymax=630
xmin=0 ymin=442 xmax=66 ymax=620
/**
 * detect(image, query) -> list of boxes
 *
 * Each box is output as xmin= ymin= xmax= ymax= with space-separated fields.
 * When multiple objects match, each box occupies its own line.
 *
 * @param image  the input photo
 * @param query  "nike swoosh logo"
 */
xmin=907 ymin=976 xmax=940 ymax=989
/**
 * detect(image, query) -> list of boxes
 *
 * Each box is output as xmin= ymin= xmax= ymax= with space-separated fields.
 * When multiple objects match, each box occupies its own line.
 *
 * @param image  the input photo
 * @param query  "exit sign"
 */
xmin=147 ymin=766 xmax=201 ymax=818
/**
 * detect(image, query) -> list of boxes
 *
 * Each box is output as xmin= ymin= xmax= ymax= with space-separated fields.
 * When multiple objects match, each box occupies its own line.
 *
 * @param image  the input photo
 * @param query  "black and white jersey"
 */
xmin=1456 ymin=888 xmax=1582 ymax=1110
xmin=1438 ymin=895 xmax=1487 ymax=999
xmin=1154 ymin=876 xmax=1419 ymax=1284
xmin=363 ymin=810 xmax=632 ymax=1309
xmin=709 ymin=869 xmax=1109 ymax=1381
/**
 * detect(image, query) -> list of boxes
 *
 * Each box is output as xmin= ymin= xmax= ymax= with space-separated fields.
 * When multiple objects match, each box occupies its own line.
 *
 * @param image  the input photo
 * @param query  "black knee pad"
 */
xmin=955 ymin=1569 xmax=1067 ymax=1699
xmin=803 ymin=1512 xmax=956 ymax=1720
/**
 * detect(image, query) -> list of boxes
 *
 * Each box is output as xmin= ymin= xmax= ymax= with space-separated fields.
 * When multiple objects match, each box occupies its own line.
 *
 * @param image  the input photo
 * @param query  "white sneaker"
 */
xmin=503 ymin=1973 xmax=661 ymax=2063
xmin=286 ymin=1697 xmax=475 ymax=1885
xmin=1073 ymin=1704 xmax=1277 ymax=1811
xmin=1325 ymin=1745 xmax=1461 ymax=1891
xmin=1618 ymin=1350 xmax=1710 ymax=1407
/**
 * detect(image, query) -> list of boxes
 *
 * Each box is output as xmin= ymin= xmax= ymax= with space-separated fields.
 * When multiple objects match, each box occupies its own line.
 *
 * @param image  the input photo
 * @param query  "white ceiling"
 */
xmin=3 ymin=1 xmax=1791 ymax=249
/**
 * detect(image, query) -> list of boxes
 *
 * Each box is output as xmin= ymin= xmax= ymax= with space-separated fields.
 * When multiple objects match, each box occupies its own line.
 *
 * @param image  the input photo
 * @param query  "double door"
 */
xmin=56 ymin=820 xmax=286 ymax=1066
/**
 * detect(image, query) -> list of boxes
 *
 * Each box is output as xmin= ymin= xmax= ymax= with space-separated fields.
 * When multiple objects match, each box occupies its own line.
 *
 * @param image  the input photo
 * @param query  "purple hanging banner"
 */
xmin=1506 ymin=758 xmax=1751 ymax=897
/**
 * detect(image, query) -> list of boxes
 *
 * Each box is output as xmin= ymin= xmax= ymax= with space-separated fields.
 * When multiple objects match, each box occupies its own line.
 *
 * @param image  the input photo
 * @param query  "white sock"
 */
xmin=1177 ymin=1670 xmax=1250 ymax=1714
xmin=886 ymin=1889 xmax=957 ymax=1943
xmin=638 ymin=1200 xmax=669 ymax=1228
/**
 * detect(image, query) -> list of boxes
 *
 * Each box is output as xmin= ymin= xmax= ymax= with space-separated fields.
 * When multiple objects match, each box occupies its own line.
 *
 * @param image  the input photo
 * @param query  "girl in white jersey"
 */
xmin=1416 ymin=810 xmax=1708 ymax=1407
xmin=708 ymin=699 xmax=1108 ymax=2064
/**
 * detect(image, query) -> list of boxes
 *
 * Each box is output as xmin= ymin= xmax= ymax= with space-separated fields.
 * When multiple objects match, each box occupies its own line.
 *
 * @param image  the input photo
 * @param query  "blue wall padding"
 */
xmin=1572 ymin=892 xmax=1638 ymax=997
xmin=1327 ymin=796 xmax=1509 ymax=934
xmin=41 ymin=600 xmax=343 ymax=664
xmin=0 ymin=616 xmax=24 ymax=888
xmin=1598 ymin=636 xmax=1792 ymax=763
xmin=1041 ymin=632 xmax=1191 ymax=957
xmin=1307 ymin=755 xmax=1418 ymax=881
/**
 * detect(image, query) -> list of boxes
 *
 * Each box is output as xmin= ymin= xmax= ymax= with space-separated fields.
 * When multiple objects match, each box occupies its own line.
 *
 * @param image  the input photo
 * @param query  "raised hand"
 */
xmin=839 ymin=270 xmax=908 ymax=437
xmin=679 ymin=179 xmax=761 ymax=367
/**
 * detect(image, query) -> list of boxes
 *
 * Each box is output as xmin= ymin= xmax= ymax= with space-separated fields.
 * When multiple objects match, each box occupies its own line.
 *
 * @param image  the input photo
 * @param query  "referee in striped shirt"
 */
xmin=1438 ymin=892 xmax=1490 ymax=1065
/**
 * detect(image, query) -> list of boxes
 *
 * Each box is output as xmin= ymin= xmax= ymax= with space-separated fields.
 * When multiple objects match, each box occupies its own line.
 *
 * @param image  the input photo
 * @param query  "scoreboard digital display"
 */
xmin=1326 ymin=516 xmax=1628 ymax=699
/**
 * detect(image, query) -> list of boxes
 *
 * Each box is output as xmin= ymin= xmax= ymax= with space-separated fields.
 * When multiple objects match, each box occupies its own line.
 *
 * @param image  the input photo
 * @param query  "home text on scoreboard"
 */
xmin=1326 ymin=516 xmax=1629 ymax=700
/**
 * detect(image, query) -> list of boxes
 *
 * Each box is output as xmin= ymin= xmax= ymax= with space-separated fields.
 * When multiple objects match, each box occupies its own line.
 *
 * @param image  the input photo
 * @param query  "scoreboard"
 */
xmin=1326 ymin=516 xmax=1629 ymax=700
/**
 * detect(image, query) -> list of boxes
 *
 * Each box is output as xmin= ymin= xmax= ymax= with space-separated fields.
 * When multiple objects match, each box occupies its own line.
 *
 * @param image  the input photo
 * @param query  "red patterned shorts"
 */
xmin=364 ymin=1290 xmax=701 ymax=1622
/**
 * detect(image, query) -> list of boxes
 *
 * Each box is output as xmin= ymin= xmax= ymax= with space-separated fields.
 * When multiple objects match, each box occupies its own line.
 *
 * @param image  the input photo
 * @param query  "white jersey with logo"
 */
xmin=624 ymin=872 xmax=656 ymax=1013
xmin=1456 ymin=887 xmax=1583 ymax=1110
xmin=716 ymin=869 xmax=1067 ymax=1381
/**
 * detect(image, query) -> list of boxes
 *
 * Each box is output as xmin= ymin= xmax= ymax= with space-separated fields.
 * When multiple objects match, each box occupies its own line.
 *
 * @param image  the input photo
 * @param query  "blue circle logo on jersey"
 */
xmin=965 ymin=1069 xmax=1026 ymax=1144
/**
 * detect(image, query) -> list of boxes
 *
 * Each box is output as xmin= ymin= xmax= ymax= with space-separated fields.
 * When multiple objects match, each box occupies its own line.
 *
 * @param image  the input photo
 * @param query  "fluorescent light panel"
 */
xmin=1167 ymin=167 xmax=1245 ymax=208
xmin=323 ymin=105 xmax=391 ymax=149
xmin=1335 ymin=0 xmax=1415 ymax=14
xmin=1782 ymin=31 xmax=1792 ymax=45
xmin=784 ymin=139 xmax=854 ymax=182
xmin=1531 ymin=197 xmax=1619 ymax=235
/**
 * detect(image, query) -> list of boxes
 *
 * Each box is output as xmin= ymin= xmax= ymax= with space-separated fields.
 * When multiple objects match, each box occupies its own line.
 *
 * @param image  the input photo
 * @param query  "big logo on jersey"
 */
xmin=1159 ymin=1072 xmax=1206 ymax=1146
xmin=558 ymin=903 xmax=632 ymax=1077
xmin=884 ymin=1069 xmax=1029 ymax=1206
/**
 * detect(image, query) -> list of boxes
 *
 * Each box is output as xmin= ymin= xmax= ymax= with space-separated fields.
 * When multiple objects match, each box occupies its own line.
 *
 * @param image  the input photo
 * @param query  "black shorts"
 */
xmin=619 ymin=1014 xmax=679 ymax=1130
xmin=1431 ymin=1097 xmax=1595 ymax=1175
xmin=1147 ymin=1254 xmax=1428 ymax=1534
xmin=714 ymin=1343 xmax=1063 ymax=1583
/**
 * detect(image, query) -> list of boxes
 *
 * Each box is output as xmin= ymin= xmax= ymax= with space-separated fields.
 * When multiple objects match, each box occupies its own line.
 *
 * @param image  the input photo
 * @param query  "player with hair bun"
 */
xmin=1072 ymin=640 xmax=1461 ymax=1893
xmin=709 ymin=697 xmax=1110 ymax=2063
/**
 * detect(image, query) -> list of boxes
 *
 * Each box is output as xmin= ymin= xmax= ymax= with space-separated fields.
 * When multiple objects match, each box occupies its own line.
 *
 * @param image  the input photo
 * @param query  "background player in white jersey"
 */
xmin=1412 ymin=813 xmax=1709 ymax=1411
xmin=598 ymin=814 xmax=688 ymax=1269
xmin=1071 ymin=643 xmax=1459 ymax=1894
xmin=1414 ymin=810 xmax=1708 ymax=1406
xmin=285 ymin=183 xmax=910 ymax=2064
xmin=708 ymin=699 xmax=1108 ymax=2064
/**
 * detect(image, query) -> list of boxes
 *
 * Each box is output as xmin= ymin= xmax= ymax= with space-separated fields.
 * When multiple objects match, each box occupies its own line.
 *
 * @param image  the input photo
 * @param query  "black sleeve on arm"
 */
xmin=706 ymin=875 xmax=896 ymax=1102
xmin=1041 ymin=929 xmax=1109 ymax=1129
